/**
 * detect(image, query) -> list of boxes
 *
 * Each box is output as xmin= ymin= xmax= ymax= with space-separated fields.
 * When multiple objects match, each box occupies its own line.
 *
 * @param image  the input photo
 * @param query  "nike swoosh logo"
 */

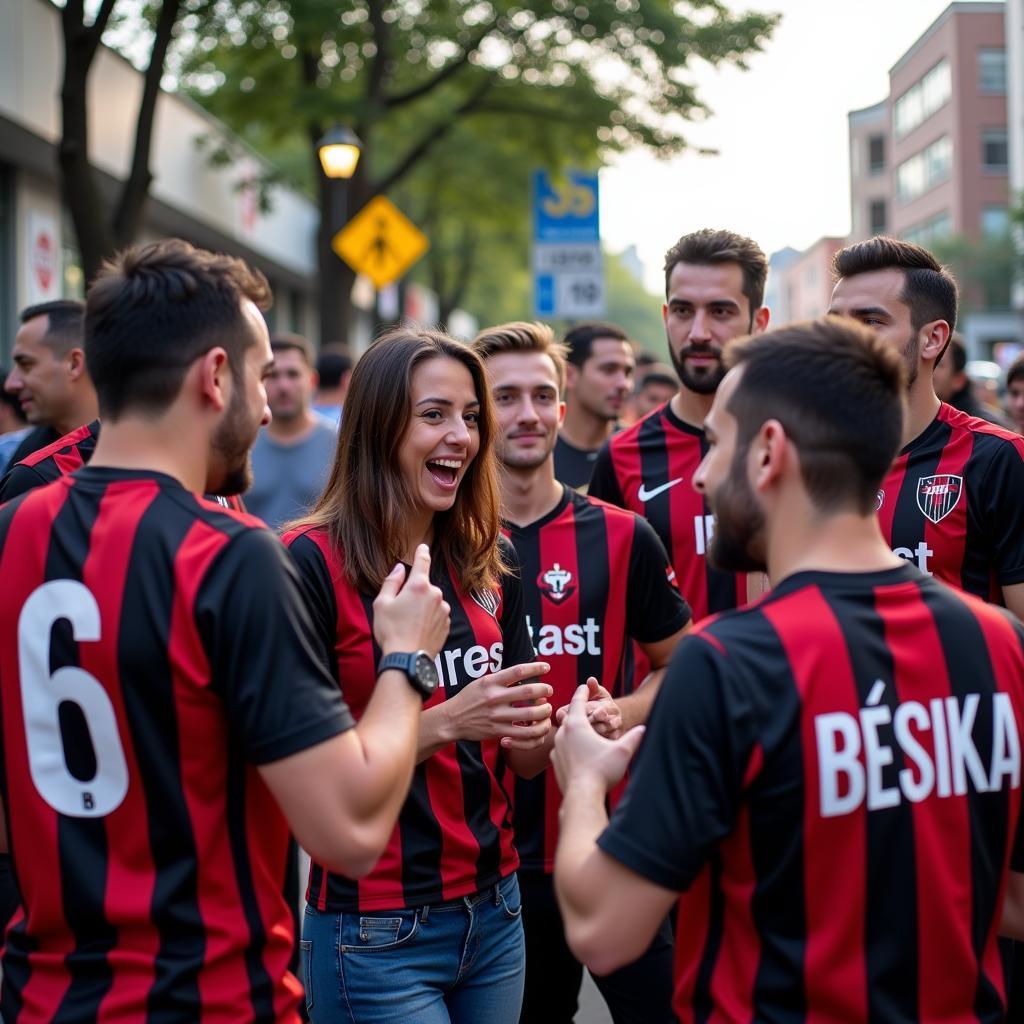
xmin=637 ymin=478 xmax=683 ymax=502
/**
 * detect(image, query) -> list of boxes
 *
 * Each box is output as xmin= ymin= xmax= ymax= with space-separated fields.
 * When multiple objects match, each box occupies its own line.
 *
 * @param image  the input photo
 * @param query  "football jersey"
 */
xmin=879 ymin=403 xmax=1024 ymax=602
xmin=0 ymin=420 xmax=248 ymax=512
xmin=283 ymin=528 xmax=536 ymax=912
xmin=589 ymin=402 xmax=745 ymax=622
xmin=600 ymin=563 xmax=1024 ymax=1023
xmin=504 ymin=485 xmax=690 ymax=872
xmin=0 ymin=468 xmax=354 ymax=1023
xmin=553 ymin=434 xmax=601 ymax=491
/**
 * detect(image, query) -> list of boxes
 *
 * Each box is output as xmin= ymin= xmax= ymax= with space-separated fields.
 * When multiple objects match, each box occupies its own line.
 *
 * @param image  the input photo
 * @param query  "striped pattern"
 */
xmin=599 ymin=565 xmax=1024 ymax=1023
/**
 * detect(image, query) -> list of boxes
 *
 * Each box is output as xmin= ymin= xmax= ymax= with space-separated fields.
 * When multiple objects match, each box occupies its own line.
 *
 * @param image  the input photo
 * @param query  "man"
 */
xmin=553 ymin=322 xmax=635 ymax=490
xmin=589 ymin=228 xmax=770 ymax=621
xmin=933 ymin=334 xmax=1010 ymax=426
xmin=312 ymin=343 xmax=352 ymax=425
xmin=472 ymin=321 xmax=690 ymax=1024
xmin=829 ymin=236 xmax=1024 ymax=619
xmin=4 ymin=300 xmax=98 ymax=465
xmin=0 ymin=239 xmax=450 ymax=1022
xmin=245 ymin=333 xmax=337 ymax=529
xmin=1005 ymin=353 xmax=1024 ymax=436
xmin=632 ymin=365 xmax=677 ymax=421
xmin=0 ymin=374 xmax=30 ymax=473
xmin=553 ymin=317 xmax=1024 ymax=1021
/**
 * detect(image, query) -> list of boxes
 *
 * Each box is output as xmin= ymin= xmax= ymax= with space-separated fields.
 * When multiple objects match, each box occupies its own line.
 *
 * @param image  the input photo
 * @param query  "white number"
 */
xmin=18 ymin=580 xmax=129 ymax=818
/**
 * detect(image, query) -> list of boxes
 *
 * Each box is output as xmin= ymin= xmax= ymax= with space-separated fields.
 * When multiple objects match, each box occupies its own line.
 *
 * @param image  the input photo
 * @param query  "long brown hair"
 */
xmin=290 ymin=327 xmax=505 ymax=594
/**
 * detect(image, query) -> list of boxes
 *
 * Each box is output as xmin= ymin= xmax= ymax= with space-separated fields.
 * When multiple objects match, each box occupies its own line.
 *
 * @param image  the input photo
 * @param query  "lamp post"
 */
xmin=316 ymin=125 xmax=362 ymax=347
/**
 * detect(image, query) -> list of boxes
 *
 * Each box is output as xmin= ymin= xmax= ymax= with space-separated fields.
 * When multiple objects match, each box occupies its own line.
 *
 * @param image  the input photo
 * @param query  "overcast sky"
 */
xmin=600 ymin=0 xmax=980 ymax=291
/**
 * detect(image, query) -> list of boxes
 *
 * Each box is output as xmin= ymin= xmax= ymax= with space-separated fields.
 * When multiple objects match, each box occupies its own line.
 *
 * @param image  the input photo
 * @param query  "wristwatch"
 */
xmin=378 ymin=650 xmax=439 ymax=701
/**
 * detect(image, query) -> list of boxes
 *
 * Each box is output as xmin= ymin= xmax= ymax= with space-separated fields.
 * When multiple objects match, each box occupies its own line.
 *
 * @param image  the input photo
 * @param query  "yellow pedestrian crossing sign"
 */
xmin=331 ymin=196 xmax=429 ymax=290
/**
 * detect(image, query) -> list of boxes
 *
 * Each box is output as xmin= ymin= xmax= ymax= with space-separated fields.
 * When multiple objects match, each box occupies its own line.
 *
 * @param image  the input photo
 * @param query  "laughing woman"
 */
xmin=282 ymin=328 xmax=552 ymax=1024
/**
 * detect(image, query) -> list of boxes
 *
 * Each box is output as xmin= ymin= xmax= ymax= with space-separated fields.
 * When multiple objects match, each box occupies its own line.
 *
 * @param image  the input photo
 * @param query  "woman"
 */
xmin=283 ymin=327 xmax=553 ymax=1024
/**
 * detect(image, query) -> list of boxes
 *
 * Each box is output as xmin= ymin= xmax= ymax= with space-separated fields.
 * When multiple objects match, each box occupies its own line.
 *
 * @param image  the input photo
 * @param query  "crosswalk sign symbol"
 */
xmin=331 ymin=196 xmax=429 ymax=290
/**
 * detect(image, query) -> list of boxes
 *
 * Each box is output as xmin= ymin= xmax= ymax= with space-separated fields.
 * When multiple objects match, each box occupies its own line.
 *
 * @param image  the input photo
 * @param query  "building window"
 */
xmin=894 ymin=59 xmax=951 ymax=138
xmin=896 ymin=135 xmax=952 ymax=203
xmin=902 ymin=211 xmax=952 ymax=246
xmin=868 ymin=135 xmax=885 ymax=175
xmin=978 ymin=48 xmax=1006 ymax=94
xmin=869 ymin=199 xmax=887 ymax=235
xmin=981 ymin=127 xmax=1009 ymax=172
xmin=981 ymin=205 xmax=1009 ymax=236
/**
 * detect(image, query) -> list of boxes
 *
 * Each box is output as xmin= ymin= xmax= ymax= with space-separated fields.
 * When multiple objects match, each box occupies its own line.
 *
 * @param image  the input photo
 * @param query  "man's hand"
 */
xmin=441 ymin=662 xmax=553 ymax=750
xmin=553 ymin=685 xmax=645 ymax=794
xmin=555 ymin=677 xmax=623 ymax=740
xmin=372 ymin=544 xmax=450 ymax=656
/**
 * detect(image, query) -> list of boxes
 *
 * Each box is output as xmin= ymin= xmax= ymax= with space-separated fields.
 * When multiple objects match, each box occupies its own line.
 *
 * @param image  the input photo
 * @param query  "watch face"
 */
xmin=414 ymin=653 xmax=439 ymax=691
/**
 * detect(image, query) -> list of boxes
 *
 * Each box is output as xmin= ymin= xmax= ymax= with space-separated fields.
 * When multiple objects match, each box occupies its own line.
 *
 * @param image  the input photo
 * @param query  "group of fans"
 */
xmin=0 ymin=226 xmax=1023 ymax=1024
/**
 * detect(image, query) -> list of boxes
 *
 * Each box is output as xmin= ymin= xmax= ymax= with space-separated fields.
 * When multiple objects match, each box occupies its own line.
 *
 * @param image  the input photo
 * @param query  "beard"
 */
xmin=669 ymin=344 xmax=726 ymax=395
xmin=902 ymin=332 xmax=920 ymax=391
xmin=210 ymin=383 xmax=259 ymax=496
xmin=707 ymin=444 xmax=767 ymax=573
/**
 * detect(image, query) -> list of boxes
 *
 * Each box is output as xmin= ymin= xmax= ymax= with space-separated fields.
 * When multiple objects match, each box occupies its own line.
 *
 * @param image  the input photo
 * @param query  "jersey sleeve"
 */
xmin=597 ymin=633 xmax=758 ymax=891
xmin=283 ymin=531 xmax=342 ymax=685
xmin=979 ymin=439 xmax=1024 ymax=586
xmin=197 ymin=527 xmax=354 ymax=764
xmin=626 ymin=516 xmax=691 ymax=642
xmin=587 ymin=440 xmax=625 ymax=507
xmin=498 ymin=537 xmax=537 ymax=667
xmin=0 ymin=462 xmax=49 ymax=503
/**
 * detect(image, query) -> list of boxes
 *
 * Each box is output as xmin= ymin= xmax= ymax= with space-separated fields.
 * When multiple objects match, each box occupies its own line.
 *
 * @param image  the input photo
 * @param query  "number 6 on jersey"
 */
xmin=18 ymin=580 xmax=129 ymax=817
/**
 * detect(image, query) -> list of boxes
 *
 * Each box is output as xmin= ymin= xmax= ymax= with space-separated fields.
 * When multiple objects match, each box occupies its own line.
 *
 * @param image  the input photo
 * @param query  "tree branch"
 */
xmin=365 ymin=0 xmax=391 ymax=105
xmin=384 ymin=26 xmax=491 ymax=109
xmin=84 ymin=0 xmax=119 ymax=62
xmin=373 ymin=78 xmax=493 ymax=196
xmin=113 ymin=0 xmax=182 ymax=244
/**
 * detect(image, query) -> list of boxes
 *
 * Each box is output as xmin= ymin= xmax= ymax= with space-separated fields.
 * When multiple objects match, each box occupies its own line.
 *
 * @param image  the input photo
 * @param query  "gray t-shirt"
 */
xmin=246 ymin=417 xmax=338 ymax=530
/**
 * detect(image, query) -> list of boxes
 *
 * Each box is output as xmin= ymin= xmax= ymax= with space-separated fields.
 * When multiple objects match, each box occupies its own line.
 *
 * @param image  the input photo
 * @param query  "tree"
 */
xmin=932 ymin=231 xmax=1018 ymax=313
xmin=182 ymin=0 xmax=779 ymax=343
xmin=59 ymin=0 xmax=199 ymax=284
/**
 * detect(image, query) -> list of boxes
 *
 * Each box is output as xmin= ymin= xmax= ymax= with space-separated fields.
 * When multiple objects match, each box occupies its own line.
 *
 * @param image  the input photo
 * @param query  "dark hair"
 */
xmin=1008 ymin=353 xmax=1024 ymax=388
xmin=832 ymin=235 xmax=959 ymax=333
xmin=271 ymin=332 xmax=315 ymax=366
xmin=936 ymin=333 xmax=967 ymax=373
xmin=724 ymin=317 xmax=905 ymax=514
xmin=317 ymin=345 xmax=353 ymax=388
xmin=289 ymin=327 xmax=505 ymax=595
xmin=663 ymin=228 xmax=768 ymax=312
xmin=638 ymin=370 xmax=678 ymax=392
xmin=19 ymin=300 xmax=85 ymax=355
xmin=472 ymin=321 xmax=568 ymax=393
xmin=561 ymin=322 xmax=629 ymax=368
xmin=86 ymin=239 xmax=271 ymax=420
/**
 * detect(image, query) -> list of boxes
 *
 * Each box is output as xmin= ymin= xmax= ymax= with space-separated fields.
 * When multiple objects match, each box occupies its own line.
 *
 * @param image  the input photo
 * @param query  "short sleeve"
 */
xmin=498 ymin=538 xmax=537 ymax=668
xmin=980 ymin=440 xmax=1024 ymax=586
xmin=626 ymin=516 xmax=691 ymax=643
xmin=0 ymin=462 xmax=48 ymax=503
xmin=587 ymin=441 xmax=624 ymax=507
xmin=284 ymin=530 xmax=342 ymax=684
xmin=597 ymin=634 xmax=757 ymax=891
xmin=196 ymin=527 xmax=354 ymax=764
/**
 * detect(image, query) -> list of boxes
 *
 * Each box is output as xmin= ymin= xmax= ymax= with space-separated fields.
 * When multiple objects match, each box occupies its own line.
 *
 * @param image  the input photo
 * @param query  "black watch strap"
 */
xmin=378 ymin=650 xmax=437 ymax=701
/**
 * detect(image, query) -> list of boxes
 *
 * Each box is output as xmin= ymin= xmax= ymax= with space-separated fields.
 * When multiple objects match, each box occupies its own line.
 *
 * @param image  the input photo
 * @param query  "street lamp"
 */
xmin=317 ymin=125 xmax=363 ymax=347
xmin=317 ymin=125 xmax=362 ymax=180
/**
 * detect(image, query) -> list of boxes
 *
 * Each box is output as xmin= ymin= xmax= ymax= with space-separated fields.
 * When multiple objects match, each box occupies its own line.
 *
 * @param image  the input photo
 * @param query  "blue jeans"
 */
xmin=301 ymin=873 xmax=525 ymax=1024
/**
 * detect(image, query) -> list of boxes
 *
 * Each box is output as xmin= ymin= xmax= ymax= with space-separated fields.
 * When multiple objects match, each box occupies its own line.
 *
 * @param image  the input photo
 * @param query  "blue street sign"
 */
xmin=535 ymin=274 xmax=556 ymax=316
xmin=532 ymin=170 xmax=600 ymax=243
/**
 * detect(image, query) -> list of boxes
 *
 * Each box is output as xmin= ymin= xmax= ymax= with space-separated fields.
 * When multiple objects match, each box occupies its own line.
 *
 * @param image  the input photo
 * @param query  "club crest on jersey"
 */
xmin=538 ymin=563 xmax=576 ymax=604
xmin=471 ymin=588 xmax=500 ymax=618
xmin=916 ymin=474 xmax=963 ymax=524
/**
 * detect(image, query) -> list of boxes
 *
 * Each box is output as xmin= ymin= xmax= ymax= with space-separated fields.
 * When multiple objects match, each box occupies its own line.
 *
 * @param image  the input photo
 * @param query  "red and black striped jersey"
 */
xmin=503 ymin=486 xmax=690 ymax=873
xmin=283 ymin=528 xmax=536 ymax=912
xmin=0 ymin=420 xmax=248 ymax=513
xmin=0 ymin=468 xmax=354 ymax=1023
xmin=600 ymin=564 xmax=1024 ymax=1023
xmin=879 ymin=403 xmax=1024 ymax=602
xmin=589 ymin=402 xmax=745 ymax=622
